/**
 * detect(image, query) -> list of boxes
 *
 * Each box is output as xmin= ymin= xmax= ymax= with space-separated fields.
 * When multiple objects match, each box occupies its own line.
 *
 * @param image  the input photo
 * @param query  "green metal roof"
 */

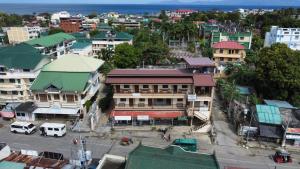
xmin=30 ymin=71 xmax=90 ymax=92
xmin=256 ymin=104 xmax=282 ymax=125
xmin=71 ymin=41 xmax=91 ymax=49
xmin=42 ymin=54 xmax=103 ymax=72
xmin=173 ymin=138 xmax=197 ymax=145
xmin=93 ymin=31 xmax=133 ymax=41
xmin=0 ymin=161 xmax=26 ymax=169
xmin=26 ymin=32 xmax=75 ymax=47
xmin=0 ymin=43 xmax=48 ymax=69
xmin=125 ymin=145 xmax=219 ymax=169
xmin=98 ymin=23 xmax=112 ymax=29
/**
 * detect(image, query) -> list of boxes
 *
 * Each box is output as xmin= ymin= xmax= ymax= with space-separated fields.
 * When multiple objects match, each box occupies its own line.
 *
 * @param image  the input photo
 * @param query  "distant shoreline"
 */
xmin=0 ymin=3 xmax=298 ymax=15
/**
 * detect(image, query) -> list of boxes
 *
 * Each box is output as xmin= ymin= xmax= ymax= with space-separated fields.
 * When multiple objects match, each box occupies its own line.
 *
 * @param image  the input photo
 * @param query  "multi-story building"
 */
xmin=30 ymin=54 xmax=104 ymax=120
xmin=60 ymin=17 xmax=83 ymax=33
xmin=111 ymin=19 xmax=141 ymax=29
xmin=0 ymin=43 xmax=49 ymax=106
xmin=92 ymin=31 xmax=133 ymax=54
xmin=51 ymin=11 xmax=71 ymax=25
xmin=70 ymin=41 xmax=93 ymax=56
xmin=106 ymin=69 xmax=215 ymax=132
xmin=212 ymin=41 xmax=246 ymax=76
xmin=25 ymin=32 xmax=76 ymax=58
xmin=264 ymin=26 xmax=300 ymax=50
xmin=6 ymin=26 xmax=41 ymax=44
xmin=211 ymin=31 xmax=252 ymax=49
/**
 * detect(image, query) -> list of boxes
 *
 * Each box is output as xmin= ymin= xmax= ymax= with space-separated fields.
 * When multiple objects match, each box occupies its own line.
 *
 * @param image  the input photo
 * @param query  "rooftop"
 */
xmin=256 ymin=105 xmax=282 ymax=125
xmin=42 ymin=54 xmax=103 ymax=72
xmin=71 ymin=41 xmax=92 ymax=49
xmin=15 ymin=102 xmax=36 ymax=113
xmin=26 ymin=32 xmax=75 ymax=48
xmin=264 ymin=99 xmax=296 ymax=109
xmin=183 ymin=57 xmax=215 ymax=67
xmin=0 ymin=43 xmax=48 ymax=70
xmin=125 ymin=144 xmax=219 ymax=169
xmin=212 ymin=41 xmax=245 ymax=50
xmin=0 ymin=161 xmax=25 ymax=169
xmin=93 ymin=31 xmax=133 ymax=41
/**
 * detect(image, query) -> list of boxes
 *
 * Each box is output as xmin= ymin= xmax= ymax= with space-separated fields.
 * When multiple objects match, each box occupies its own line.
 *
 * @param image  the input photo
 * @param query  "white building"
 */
xmin=70 ymin=41 xmax=93 ymax=56
xmin=51 ymin=11 xmax=71 ymax=24
xmin=264 ymin=26 xmax=300 ymax=50
xmin=6 ymin=26 xmax=41 ymax=44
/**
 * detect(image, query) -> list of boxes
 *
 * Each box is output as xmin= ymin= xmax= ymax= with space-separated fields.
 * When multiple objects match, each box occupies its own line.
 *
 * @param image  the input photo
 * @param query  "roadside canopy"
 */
xmin=111 ymin=111 xmax=183 ymax=119
xmin=259 ymin=124 xmax=283 ymax=139
xmin=32 ymin=108 xmax=79 ymax=115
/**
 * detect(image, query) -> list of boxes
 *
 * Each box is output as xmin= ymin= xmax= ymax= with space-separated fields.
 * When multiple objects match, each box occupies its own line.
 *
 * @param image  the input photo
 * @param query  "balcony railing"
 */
xmin=115 ymin=103 xmax=185 ymax=109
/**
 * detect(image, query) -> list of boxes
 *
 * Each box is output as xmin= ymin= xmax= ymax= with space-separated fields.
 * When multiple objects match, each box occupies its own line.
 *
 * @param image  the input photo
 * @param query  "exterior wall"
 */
xmin=211 ymin=32 xmax=252 ymax=49
xmin=92 ymin=39 xmax=133 ymax=54
xmin=71 ymin=45 xmax=93 ymax=56
xmin=264 ymin=26 xmax=300 ymax=50
xmin=39 ymin=40 xmax=75 ymax=58
xmin=111 ymin=22 xmax=141 ymax=29
xmin=7 ymin=27 xmax=40 ymax=44
xmin=0 ymin=68 xmax=39 ymax=105
xmin=213 ymin=48 xmax=246 ymax=64
xmin=60 ymin=19 xmax=82 ymax=33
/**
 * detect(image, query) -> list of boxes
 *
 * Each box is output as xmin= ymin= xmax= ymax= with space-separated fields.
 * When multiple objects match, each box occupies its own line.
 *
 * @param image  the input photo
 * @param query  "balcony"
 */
xmin=114 ymin=103 xmax=186 ymax=110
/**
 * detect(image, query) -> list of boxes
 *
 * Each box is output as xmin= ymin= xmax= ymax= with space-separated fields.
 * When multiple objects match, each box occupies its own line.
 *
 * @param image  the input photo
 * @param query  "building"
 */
xmin=106 ymin=69 xmax=215 ymax=132
xmin=211 ymin=31 xmax=252 ymax=49
xmin=30 ymin=54 xmax=103 ymax=120
xmin=264 ymin=26 xmax=300 ymax=50
xmin=111 ymin=19 xmax=141 ymax=29
xmin=125 ymin=144 xmax=219 ymax=169
xmin=200 ymin=23 xmax=220 ymax=39
xmin=0 ymin=43 xmax=49 ymax=106
xmin=212 ymin=41 xmax=246 ymax=76
xmin=25 ymin=32 xmax=76 ymax=58
xmin=0 ymin=32 xmax=5 ymax=46
xmin=6 ymin=26 xmax=41 ymax=44
xmin=70 ymin=41 xmax=93 ymax=56
xmin=15 ymin=102 xmax=36 ymax=121
xmin=60 ymin=17 xmax=83 ymax=33
xmin=97 ymin=23 xmax=112 ymax=32
xmin=183 ymin=57 xmax=215 ymax=74
xmin=51 ymin=11 xmax=71 ymax=25
xmin=92 ymin=31 xmax=133 ymax=54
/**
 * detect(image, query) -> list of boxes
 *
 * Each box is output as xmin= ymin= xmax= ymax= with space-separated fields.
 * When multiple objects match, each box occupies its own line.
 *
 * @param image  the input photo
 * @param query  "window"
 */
xmin=20 ymin=91 xmax=23 ymax=95
xmin=284 ymin=32 xmax=289 ymax=34
xmin=162 ymin=85 xmax=168 ymax=89
xmin=235 ymin=50 xmax=239 ymax=54
xmin=53 ymin=94 xmax=60 ymax=100
xmin=139 ymin=98 xmax=145 ymax=102
xmin=228 ymin=58 xmax=232 ymax=61
xmin=9 ymin=79 xmax=15 ymax=83
xmin=220 ymin=58 xmax=224 ymax=61
xmin=1 ymin=91 xmax=7 ymax=95
xmin=23 ymin=69 xmax=30 ymax=72
xmin=295 ymin=32 xmax=300 ymax=34
xmin=17 ymin=79 xmax=21 ymax=84
xmin=48 ymin=128 xmax=53 ymax=131
xmin=142 ymin=85 xmax=149 ymax=89
xmin=54 ymin=128 xmax=59 ymax=131
xmin=220 ymin=49 xmax=223 ymax=53
xmin=47 ymin=95 xmax=51 ymax=101
xmin=123 ymin=85 xmax=130 ymax=89
xmin=295 ymin=36 xmax=299 ymax=40
xmin=12 ymin=91 xmax=18 ymax=95
xmin=177 ymin=98 xmax=183 ymax=102
xmin=120 ymin=98 xmax=126 ymax=102
xmin=240 ymin=37 xmax=244 ymax=40
xmin=0 ymin=79 xmax=4 ymax=83
xmin=29 ymin=78 xmax=35 ymax=83
xmin=63 ymin=95 xmax=66 ymax=100
xmin=182 ymin=85 xmax=187 ymax=88
xmin=39 ymin=94 xmax=47 ymax=102
xmin=74 ymin=95 xmax=78 ymax=101
xmin=66 ymin=94 xmax=74 ymax=103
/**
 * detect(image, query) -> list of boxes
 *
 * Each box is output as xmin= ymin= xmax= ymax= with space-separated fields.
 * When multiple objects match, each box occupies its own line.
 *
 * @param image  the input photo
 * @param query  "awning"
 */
xmin=115 ymin=116 xmax=131 ymax=121
xmin=33 ymin=108 xmax=79 ymax=115
xmin=0 ymin=111 xmax=15 ymax=118
xmin=259 ymin=124 xmax=283 ymax=139
xmin=111 ymin=111 xmax=183 ymax=119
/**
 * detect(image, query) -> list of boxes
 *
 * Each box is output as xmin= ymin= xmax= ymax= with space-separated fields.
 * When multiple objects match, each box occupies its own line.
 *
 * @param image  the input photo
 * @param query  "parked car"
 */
xmin=10 ymin=121 xmax=36 ymax=135
xmin=273 ymin=149 xmax=292 ymax=163
xmin=39 ymin=123 xmax=66 ymax=137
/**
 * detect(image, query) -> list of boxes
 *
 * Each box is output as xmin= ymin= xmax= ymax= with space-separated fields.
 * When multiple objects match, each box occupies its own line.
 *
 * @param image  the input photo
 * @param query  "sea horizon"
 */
xmin=0 ymin=3 xmax=299 ymax=15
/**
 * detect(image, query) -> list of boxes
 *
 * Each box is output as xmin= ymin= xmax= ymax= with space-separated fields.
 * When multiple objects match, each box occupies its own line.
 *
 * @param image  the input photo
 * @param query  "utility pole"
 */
xmin=282 ymin=115 xmax=291 ymax=147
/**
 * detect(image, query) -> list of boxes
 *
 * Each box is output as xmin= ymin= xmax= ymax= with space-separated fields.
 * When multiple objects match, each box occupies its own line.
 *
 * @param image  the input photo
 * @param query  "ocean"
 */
xmin=0 ymin=3 xmax=298 ymax=15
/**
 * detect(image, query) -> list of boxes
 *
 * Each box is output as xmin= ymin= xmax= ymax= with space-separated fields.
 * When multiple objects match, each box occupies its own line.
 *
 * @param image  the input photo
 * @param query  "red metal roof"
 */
xmin=106 ymin=77 xmax=194 ymax=84
xmin=212 ymin=41 xmax=245 ymax=49
xmin=108 ymin=69 xmax=189 ymax=77
xmin=193 ymin=74 xmax=215 ymax=86
xmin=183 ymin=57 xmax=215 ymax=67
xmin=111 ymin=111 xmax=183 ymax=118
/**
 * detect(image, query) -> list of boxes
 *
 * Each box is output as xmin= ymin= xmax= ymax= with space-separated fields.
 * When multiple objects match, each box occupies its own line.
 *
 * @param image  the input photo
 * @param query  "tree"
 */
xmin=113 ymin=43 xmax=140 ymax=68
xmin=251 ymin=35 xmax=264 ymax=52
xmin=98 ymin=48 xmax=114 ymax=63
xmin=48 ymin=28 xmax=64 ymax=35
xmin=255 ymin=43 xmax=300 ymax=106
xmin=89 ymin=30 xmax=99 ymax=37
xmin=88 ymin=12 xmax=97 ymax=19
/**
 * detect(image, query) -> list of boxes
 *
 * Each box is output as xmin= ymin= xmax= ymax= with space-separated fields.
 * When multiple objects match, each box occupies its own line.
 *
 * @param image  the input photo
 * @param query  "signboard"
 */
xmin=286 ymin=134 xmax=300 ymax=140
xmin=188 ymin=94 xmax=197 ymax=101
xmin=132 ymin=93 xmax=141 ymax=97
xmin=287 ymin=128 xmax=300 ymax=134
xmin=137 ymin=115 xmax=149 ymax=121
xmin=114 ymin=116 xmax=131 ymax=121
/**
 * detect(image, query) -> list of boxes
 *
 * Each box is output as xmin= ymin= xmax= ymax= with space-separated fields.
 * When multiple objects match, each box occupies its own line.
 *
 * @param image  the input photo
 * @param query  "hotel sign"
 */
xmin=188 ymin=94 xmax=197 ymax=101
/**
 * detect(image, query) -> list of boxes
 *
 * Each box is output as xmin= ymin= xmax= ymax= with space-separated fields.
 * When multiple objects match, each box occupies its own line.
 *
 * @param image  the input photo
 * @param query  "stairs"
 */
xmin=194 ymin=111 xmax=209 ymax=121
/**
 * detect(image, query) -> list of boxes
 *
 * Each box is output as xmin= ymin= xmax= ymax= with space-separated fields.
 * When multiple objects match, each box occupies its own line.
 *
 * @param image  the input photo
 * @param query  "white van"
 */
xmin=10 ymin=121 xmax=36 ymax=135
xmin=39 ymin=123 xmax=66 ymax=137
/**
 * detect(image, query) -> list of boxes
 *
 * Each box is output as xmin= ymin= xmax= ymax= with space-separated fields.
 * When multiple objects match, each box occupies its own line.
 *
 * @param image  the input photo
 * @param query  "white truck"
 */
xmin=39 ymin=123 xmax=66 ymax=137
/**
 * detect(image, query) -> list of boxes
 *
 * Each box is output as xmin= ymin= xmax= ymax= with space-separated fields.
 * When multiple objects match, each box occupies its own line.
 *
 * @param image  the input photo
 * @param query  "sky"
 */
xmin=1 ymin=0 xmax=300 ymax=6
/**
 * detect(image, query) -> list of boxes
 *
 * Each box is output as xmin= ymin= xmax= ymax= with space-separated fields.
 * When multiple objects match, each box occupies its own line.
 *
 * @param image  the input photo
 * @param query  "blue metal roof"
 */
xmin=71 ymin=41 xmax=91 ymax=49
xmin=256 ymin=104 xmax=282 ymax=125
xmin=264 ymin=100 xmax=296 ymax=109
xmin=0 ymin=161 xmax=26 ymax=169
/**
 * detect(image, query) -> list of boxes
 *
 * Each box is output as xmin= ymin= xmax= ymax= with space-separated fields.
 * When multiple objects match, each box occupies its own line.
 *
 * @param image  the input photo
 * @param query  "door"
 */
xmin=154 ymin=85 xmax=158 ymax=93
xmin=129 ymin=99 xmax=134 ymax=107
xmin=135 ymin=85 xmax=139 ymax=93
xmin=148 ymin=99 xmax=153 ymax=107
xmin=116 ymin=85 xmax=120 ymax=93
xmin=173 ymin=85 xmax=178 ymax=93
